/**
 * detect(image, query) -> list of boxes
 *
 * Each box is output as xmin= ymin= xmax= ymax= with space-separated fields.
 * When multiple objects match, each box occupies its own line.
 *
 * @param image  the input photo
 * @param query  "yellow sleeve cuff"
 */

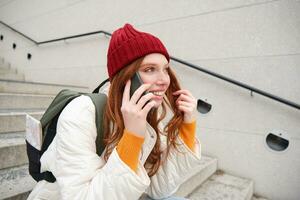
xmin=116 ymin=129 xmax=145 ymax=172
xmin=179 ymin=120 xmax=196 ymax=152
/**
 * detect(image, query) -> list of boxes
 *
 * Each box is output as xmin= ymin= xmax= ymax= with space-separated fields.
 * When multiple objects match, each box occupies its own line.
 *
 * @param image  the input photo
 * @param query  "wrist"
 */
xmin=183 ymin=115 xmax=196 ymax=123
xmin=183 ymin=119 xmax=196 ymax=124
xmin=183 ymin=110 xmax=196 ymax=123
xmin=124 ymin=128 xmax=145 ymax=138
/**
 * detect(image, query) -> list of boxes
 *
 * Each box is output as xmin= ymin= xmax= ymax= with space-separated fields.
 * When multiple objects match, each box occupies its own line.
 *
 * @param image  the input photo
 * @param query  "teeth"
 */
xmin=152 ymin=91 xmax=164 ymax=96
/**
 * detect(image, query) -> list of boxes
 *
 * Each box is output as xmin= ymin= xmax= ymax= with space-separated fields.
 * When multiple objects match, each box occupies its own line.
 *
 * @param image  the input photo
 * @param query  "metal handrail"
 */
xmin=1 ymin=20 xmax=299 ymax=110
xmin=38 ymin=30 xmax=112 ymax=45
xmin=170 ymin=56 xmax=300 ymax=110
xmin=1 ymin=21 xmax=37 ymax=44
xmin=0 ymin=21 xmax=112 ymax=45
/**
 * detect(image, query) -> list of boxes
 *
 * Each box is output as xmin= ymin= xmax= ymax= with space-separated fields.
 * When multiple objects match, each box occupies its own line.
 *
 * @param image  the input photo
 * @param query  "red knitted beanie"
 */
xmin=107 ymin=23 xmax=170 ymax=80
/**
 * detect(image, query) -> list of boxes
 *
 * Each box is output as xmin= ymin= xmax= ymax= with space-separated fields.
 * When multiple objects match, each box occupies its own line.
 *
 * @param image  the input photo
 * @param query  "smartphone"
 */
xmin=130 ymin=72 xmax=147 ymax=98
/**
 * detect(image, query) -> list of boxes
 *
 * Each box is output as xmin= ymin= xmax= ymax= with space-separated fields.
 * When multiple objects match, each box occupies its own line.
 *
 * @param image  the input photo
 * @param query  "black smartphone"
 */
xmin=130 ymin=72 xmax=149 ymax=98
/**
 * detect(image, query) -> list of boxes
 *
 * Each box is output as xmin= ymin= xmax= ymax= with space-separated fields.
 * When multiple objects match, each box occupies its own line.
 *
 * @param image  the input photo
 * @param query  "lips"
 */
xmin=148 ymin=90 xmax=165 ymax=102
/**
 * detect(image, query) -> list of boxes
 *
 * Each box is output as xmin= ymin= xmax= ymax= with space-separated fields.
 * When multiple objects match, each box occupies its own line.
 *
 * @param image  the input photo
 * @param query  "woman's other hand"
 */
xmin=173 ymin=89 xmax=197 ymax=123
xmin=121 ymin=80 xmax=156 ymax=137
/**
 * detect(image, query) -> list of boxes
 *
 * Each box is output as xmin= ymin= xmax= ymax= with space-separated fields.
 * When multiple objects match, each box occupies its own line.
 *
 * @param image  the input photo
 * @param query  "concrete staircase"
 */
xmin=0 ymin=61 xmax=268 ymax=200
xmin=176 ymin=160 xmax=268 ymax=200
xmin=0 ymin=60 xmax=89 ymax=200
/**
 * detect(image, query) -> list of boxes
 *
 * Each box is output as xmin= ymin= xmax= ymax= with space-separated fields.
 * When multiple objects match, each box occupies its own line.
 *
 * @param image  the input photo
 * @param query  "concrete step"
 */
xmin=0 ymin=132 xmax=27 ymax=169
xmin=187 ymin=170 xmax=254 ymax=200
xmin=0 ymin=73 xmax=25 ymax=81
xmin=175 ymin=156 xmax=217 ymax=197
xmin=0 ymin=110 xmax=43 ymax=134
xmin=0 ymin=79 xmax=89 ymax=95
xmin=3 ymin=191 xmax=30 ymax=200
xmin=0 ymin=165 xmax=35 ymax=200
xmin=0 ymin=93 xmax=55 ymax=110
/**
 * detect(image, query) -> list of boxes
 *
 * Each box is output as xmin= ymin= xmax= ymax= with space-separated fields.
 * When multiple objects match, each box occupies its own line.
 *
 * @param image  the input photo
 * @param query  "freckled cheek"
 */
xmin=138 ymin=73 xmax=149 ymax=82
xmin=140 ymin=76 xmax=156 ymax=85
xmin=142 ymin=79 xmax=154 ymax=85
xmin=164 ymin=76 xmax=171 ymax=88
xmin=166 ymin=76 xmax=171 ymax=85
xmin=140 ymin=74 xmax=171 ymax=86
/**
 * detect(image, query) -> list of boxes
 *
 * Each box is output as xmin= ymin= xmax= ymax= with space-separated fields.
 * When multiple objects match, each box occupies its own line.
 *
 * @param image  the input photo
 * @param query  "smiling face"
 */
xmin=138 ymin=53 xmax=170 ymax=108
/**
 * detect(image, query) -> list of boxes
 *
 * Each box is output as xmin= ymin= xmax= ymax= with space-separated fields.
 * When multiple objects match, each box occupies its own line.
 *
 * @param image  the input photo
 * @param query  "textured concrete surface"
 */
xmin=252 ymin=195 xmax=269 ymax=200
xmin=0 ymin=64 xmax=24 ymax=81
xmin=0 ymin=111 xmax=43 ymax=133
xmin=176 ymin=156 xmax=217 ymax=197
xmin=0 ymin=93 xmax=54 ymax=109
xmin=3 ymin=191 xmax=30 ymax=200
xmin=188 ymin=171 xmax=253 ymax=200
xmin=0 ymin=62 xmax=11 ymax=70
xmin=0 ymin=68 xmax=17 ymax=74
xmin=0 ymin=165 xmax=36 ymax=199
xmin=0 ymin=73 xmax=25 ymax=81
xmin=0 ymin=132 xmax=28 ymax=169
xmin=0 ymin=79 xmax=89 ymax=95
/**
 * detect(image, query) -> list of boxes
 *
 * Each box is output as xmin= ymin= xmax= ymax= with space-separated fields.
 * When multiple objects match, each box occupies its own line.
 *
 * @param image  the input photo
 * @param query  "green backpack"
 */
xmin=26 ymin=79 xmax=109 ymax=183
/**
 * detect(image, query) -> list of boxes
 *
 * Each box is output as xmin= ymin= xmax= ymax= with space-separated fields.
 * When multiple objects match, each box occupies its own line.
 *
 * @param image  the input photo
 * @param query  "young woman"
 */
xmin=28 ymin=23 xmax=202 ymax=200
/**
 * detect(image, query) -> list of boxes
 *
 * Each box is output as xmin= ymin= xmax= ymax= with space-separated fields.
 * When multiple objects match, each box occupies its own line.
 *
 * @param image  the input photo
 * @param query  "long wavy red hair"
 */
xmin=103 ymin=56 xmax=185 ymax=177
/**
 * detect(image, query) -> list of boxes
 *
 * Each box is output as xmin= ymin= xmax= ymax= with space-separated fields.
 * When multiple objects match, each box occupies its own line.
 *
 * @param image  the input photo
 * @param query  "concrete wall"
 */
xmin=1 ymin=0 xmax=300 ymax=199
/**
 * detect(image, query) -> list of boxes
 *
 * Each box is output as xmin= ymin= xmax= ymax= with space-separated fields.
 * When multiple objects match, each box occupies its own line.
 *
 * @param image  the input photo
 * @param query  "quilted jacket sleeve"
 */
xmin=43 ymin=95 xmax=150 ymax=200
xmin=145 ymin=128 xmax=202 ymax=199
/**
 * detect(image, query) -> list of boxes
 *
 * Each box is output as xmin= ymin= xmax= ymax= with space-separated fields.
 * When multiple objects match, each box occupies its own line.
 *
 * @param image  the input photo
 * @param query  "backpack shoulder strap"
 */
xmin=92 ymin=78 xmax=109 ymax=93
xmin=40 ymin=89 xmax=83 ymax=153
xmin=86 ymin=93 xmax=107 ymax=156
xmin=40 ymin=89 xmax=82 ymax=127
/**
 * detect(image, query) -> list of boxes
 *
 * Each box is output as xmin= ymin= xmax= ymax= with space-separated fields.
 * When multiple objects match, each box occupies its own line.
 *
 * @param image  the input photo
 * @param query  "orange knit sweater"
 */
xmin=116 ymin=121 xmax=196 ymax=172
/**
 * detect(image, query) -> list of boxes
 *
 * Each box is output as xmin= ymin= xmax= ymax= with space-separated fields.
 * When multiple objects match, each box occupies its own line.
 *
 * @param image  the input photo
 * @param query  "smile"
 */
xmin=150 ymin=91 xmax=164 ymax=96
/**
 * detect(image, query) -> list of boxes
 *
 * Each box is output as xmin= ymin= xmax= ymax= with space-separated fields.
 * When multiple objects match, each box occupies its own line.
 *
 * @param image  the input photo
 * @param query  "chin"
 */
xmin=152 ymin=100 xmax=163 ymax=108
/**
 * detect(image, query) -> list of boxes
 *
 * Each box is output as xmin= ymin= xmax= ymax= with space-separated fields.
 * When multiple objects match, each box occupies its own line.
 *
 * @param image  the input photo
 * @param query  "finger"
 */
xmin=136 ymin=92 xmax=154 ymax=109
xmin=173 ymin=89 xmax=192 ymax=96
xmin=176 ymin=94 xmax=197 ymax=108
xmin=141 ymin=100 xmax=155 ymax=115
xmin=122 ymin=80 xmax=131 ymax=104
xmin=176 ymin=94 xmax=195 ymax=103
xmin=178 ymin=105 xmax=193 ymax=113
xmin=177 ymin=100 xmax=194 ymax=108
xmin=174 ymin=90 xmax=195 ymax=103
xmin=130 ymin=83 xmax=151 ymax=104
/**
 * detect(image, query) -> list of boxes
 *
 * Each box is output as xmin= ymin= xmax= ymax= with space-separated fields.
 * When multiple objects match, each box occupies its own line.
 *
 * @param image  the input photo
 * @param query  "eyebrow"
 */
xmin=140 ymin=63 xmax=169 ymax=67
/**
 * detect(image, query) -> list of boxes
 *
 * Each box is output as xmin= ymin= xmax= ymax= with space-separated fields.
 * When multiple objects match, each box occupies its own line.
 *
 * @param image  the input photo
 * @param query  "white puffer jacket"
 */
xmin=27 ymin=94 xmax=202 ymax=200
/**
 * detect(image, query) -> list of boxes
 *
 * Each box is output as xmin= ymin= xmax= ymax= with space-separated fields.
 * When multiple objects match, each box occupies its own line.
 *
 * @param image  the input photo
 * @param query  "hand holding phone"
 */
xmin=121 ymin=73 xmax=154 ymax=137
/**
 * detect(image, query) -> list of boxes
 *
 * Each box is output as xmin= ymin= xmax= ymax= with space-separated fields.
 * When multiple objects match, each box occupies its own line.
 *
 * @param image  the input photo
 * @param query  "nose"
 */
xmin=156 ymin=69 xmax=169 ymax=84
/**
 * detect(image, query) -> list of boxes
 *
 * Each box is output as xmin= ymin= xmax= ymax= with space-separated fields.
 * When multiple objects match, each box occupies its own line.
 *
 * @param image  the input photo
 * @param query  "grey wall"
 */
xmin=1 ymin=0 xmax=299 ymax=199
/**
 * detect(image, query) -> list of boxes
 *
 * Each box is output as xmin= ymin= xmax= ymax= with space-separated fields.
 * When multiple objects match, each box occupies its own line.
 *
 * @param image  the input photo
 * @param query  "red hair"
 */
xmin=103 ymin=56 xmax=184 ymax=177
